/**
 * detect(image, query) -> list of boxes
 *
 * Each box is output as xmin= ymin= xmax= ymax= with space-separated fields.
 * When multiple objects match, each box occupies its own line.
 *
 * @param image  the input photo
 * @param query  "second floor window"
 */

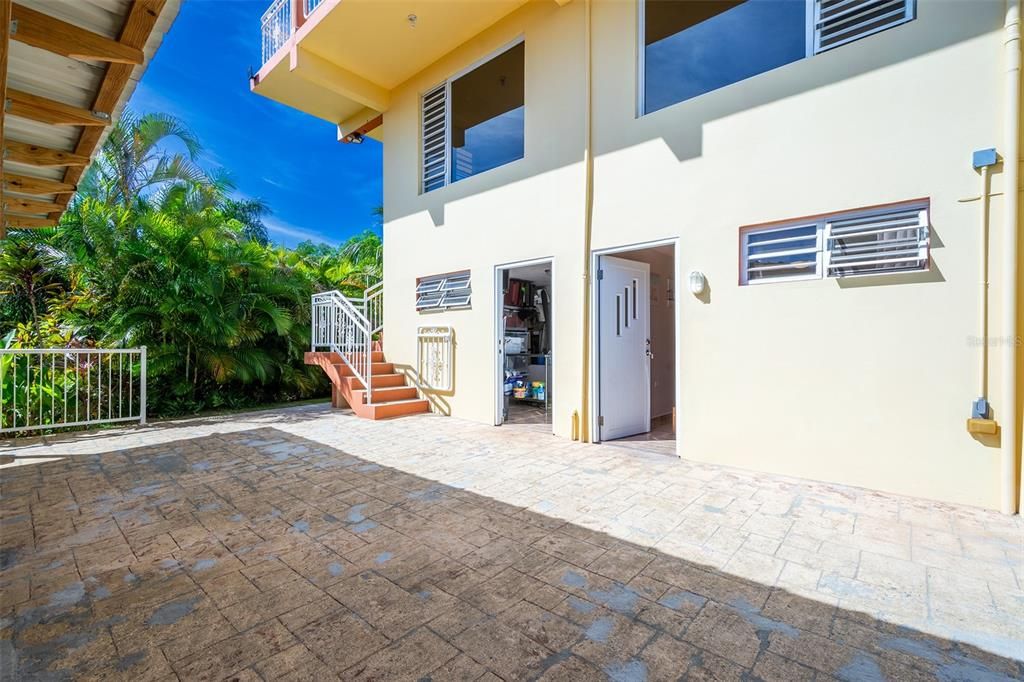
xmin=641 ymin=0 xmax=916 ymax=115
xmin=422 ymin=41 xmax=525 ymax=193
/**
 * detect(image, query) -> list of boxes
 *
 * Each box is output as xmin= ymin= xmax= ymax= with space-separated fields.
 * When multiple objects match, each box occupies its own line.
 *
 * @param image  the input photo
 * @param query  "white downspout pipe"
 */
xmin=1002 ymin=0 xmax=1021 ymax=514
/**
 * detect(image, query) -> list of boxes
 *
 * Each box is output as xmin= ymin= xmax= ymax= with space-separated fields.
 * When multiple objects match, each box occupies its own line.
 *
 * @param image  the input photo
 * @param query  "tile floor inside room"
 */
xmin=1 ymin=404 xmax=1021 ymax=680
xmin=612 ymin=417 xmax=676 ymax=458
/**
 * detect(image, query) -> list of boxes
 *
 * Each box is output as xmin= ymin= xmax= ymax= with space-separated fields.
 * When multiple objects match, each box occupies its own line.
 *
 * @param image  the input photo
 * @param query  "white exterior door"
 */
xmin=598 ymin=255 xmax=650 ymax=441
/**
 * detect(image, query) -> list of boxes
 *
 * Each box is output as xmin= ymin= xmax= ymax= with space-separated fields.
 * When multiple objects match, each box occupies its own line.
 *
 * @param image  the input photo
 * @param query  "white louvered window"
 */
xmin=421 ymin=84 xmax=448 ymax=194
xmin=420 ymin=41 xmax=524 ymax=193
xmin=741 ymin=201 xmax=929 ymax=285
xmin=416 ymin=272 xmax=472 ymax=311
xmin=742 ymin=223 xmax=823 ymax=284
xmin=813 ymin=0 xmax=916 ymax=54
xmin=639 ymin=0 xmax=915 ymax=114
xmin=825 ymin=205 xmax=929 ymax=277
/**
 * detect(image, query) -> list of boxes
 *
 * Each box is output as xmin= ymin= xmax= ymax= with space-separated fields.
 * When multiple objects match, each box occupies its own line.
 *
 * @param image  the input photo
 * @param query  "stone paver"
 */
xmin=1 ymin=404 xmax=1022 ymax=680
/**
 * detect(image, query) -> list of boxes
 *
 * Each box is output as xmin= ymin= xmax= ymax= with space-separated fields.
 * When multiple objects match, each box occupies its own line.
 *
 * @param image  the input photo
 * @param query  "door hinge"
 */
xmin=598 ymin=415 xmax=604 ymax=426
xmin=597 ymin=269 xmax=603 ymax=281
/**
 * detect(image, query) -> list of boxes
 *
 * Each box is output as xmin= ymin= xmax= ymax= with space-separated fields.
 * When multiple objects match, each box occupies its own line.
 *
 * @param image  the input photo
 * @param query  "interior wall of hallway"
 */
xmin=381 ymin=0 xmax=589 ymax=440
xmin=589 ymin=0 xmax=1011 ymax=509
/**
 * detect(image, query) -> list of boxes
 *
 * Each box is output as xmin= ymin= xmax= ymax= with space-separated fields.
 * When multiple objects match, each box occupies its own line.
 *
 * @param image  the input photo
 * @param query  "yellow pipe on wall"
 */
xmin=579 ymin=0 xmax=594 ymax=443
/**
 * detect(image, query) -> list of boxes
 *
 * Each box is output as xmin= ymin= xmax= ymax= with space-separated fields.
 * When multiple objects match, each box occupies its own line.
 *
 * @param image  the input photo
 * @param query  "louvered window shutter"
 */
xmin=439 ymin=272 xmax=472 ymax=307
xmin=742 ymin=224 xmax=822 ymax=284
xmin=416 ymin=272 xmax=472 ymax=310
xmin=825 ymin=205 xmax=929 ymax=277
xmin=422 ymin=84 xmax=448 ymax=193
xmin=813 ymin=0 xmax=915 ymax=53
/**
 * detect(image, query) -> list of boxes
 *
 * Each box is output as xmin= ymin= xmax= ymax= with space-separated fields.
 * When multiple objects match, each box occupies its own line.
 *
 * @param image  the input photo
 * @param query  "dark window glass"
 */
xmin=450 ymin=42 xmax=525 ymax=182
xmin=644 ymin=0 xmax=806 ymax=113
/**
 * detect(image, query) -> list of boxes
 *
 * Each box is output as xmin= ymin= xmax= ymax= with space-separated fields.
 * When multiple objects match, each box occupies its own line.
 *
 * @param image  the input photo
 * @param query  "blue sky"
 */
xmin=645 ymin=0 xmax=806 ymax=113
xmin=129 ymin=0 xmax=383 ymax=247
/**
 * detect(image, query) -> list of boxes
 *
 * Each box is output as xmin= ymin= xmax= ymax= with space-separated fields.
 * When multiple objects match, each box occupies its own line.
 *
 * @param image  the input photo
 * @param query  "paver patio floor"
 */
xmin=1 ymin=404 xmax=1022 ymax=680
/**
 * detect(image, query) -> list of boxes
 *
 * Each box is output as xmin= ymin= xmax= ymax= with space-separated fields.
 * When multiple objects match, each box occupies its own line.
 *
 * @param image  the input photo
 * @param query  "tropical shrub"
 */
xmin=0 ymin=112 xmax=381 ymax=420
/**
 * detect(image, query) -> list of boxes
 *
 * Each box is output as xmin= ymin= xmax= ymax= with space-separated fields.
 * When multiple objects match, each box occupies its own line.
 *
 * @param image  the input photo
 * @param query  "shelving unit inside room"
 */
xmin=499 ymin=263 xmax=552 ymax=428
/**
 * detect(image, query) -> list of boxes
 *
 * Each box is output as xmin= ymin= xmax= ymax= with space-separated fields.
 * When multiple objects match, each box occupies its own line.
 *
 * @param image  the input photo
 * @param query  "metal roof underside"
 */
xmin=1 ymin=0 xmax=181 ymax=237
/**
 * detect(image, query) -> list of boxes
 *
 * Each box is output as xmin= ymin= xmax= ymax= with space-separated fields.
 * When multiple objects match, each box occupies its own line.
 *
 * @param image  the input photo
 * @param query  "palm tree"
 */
xmin=79 ymin=111 xmax=207 ymax=208
xmin=3 ymin=110 xmax=390 ymax=416
xmin=0 ymin=239 xmax=64 ymax=340
xmin=222 ymin=197 xmax=270 ymax=245
xmin=336 ymin=230 xmax=383 ymax=287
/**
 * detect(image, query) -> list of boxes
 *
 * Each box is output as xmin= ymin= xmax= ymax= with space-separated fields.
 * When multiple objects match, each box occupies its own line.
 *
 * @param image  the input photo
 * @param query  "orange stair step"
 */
xmin=353 ymin=386 xmax=418 ymax=403
xmin=343 ymin=373 xmax=407 ymax=390
xmin=367 ymin=398 xmax=430 ymax=420
xmin=334 ymin=361 xmax=394 ymax=377
xmin=305 ymin=350 xmax=429 ymax=421
xmin=344 ymin=351 xmax=386 ymax=363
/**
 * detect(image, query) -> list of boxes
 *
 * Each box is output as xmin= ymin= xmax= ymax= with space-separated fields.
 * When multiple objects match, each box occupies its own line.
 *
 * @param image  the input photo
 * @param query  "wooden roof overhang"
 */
xmin=0 ymin=0 xmax=180 ymax=238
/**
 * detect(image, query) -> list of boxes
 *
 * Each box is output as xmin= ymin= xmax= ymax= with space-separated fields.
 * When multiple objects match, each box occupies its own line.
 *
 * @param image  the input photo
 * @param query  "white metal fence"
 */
xmin=305 ymin=0 xmax=325 ymax=17
xmin=417 ymin=326 xmax=453 ymax=392
xmin=0 ymin=348 xmax=147 ymax=435
xmin=260 ymin=0 xmax=291 ymax=64
xmin=260 ymin=0 xmax=327 ymax=65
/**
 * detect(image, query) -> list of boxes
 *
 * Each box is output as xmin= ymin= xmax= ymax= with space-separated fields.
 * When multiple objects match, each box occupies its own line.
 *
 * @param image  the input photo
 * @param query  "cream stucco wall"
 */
xmin=383 ymin=0 xmax=587 ymax=439
xmin=381 ymin=0 xmax=1016 ymax=510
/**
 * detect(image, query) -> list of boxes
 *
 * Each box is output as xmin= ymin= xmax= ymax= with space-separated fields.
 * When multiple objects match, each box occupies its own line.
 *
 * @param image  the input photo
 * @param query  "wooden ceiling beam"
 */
xmin=6 ymin=88 xmax=109 ymax=126
xmin=10 ymin=3 xmax=143 ymax=65
xmin=49 ymin=0 xmax=166 ymax=223
xmin=4 ymin=194 xmax=63 ymax=214
xmin=0 ymin=0 xmax=10 ymax=239
xmin=3 ymin=172 xmax=75 ymax=195
xmin=5 ymin=215 xmax=56 ymax=228
xmin=5 ymin=140 xmax=90 ymax=167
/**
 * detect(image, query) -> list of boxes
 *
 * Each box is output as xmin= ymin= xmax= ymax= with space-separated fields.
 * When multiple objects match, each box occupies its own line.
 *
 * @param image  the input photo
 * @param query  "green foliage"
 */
xmin=0 ymin=111 xmax=381 ymax=419
xmin=0 ymin=334 xmax=145 ymax=432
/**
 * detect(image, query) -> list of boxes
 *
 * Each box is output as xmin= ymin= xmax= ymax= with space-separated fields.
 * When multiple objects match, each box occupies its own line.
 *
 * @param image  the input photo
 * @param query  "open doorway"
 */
xmin=595 ymin=243 xmax=676 ymax=454
xmin=495 ymin=260 xmax=553 ymax=431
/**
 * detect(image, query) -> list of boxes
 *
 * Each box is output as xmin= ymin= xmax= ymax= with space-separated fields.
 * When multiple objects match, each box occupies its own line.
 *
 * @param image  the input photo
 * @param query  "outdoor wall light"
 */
xmin=688 ymin=271 xmax=707 ymax=296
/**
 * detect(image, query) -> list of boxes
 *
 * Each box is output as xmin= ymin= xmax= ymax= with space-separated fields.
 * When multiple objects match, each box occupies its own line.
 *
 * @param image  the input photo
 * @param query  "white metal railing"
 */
xmin=260 ymin=0 xmax=327 ymax=65
xmin=0 ymin=348 xmax=147 ymax=435
xmin=417 ymin=326 xmax=453 ymax=392
xmin=361 ymin=282 xmax=383 ymax=335
xmin=312 ymin=289 xmax=377 ymax=404
xmin=260 ymin=0 xmax=291 ymax=64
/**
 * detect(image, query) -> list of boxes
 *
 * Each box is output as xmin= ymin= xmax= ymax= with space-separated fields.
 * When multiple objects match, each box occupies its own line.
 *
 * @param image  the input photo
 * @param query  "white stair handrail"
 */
xmin=311 ymin=286 xmax=380 ymax=404
xmin=362 ymin=282 xmax=384 ymax=335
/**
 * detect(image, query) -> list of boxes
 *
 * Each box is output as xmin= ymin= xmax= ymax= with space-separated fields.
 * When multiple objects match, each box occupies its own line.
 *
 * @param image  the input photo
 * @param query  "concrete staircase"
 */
xmin=304 ymin=349 xmax=430 ymax=420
